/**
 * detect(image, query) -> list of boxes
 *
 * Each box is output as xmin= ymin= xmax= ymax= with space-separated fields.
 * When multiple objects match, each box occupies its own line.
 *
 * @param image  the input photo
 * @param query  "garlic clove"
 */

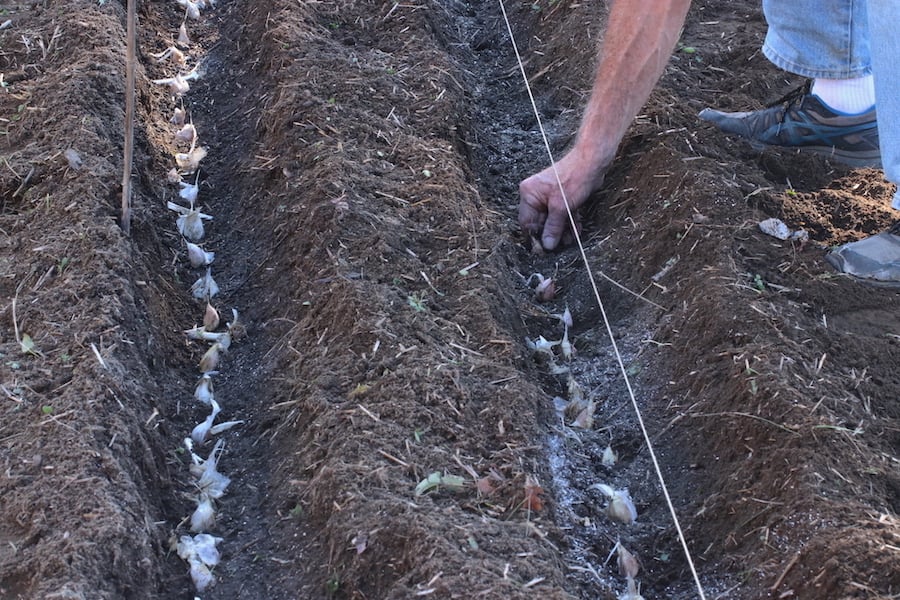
xmin=208 ymin=419 xmax=244 ymax=436
xmin=192 ymin=534 xmax=223 ymax=566
xmin=191 ymin=268 xmax=219 ymax=300
xmin=179 ymin=181 xmax=199 ymax=205
xmin=175 ymin=123 xmax=197 ymax=143
xmin=166 ymin=167 xmax=182 ymax=184
xmin=602 ymin=444 xmax=618 ymax=467
xmin=175 ymin=146 xmax=208 ymax=171
xmin=203 ymin=302 xmax=220 ymax=331
xmin=189 ymin=558 xmax=215 ymax=592
xmin=616 ymin=543 xmax=640 ymax=579
xmin=190 ymin=494 xmax=216 ymax=532
xmin=535 ymin=277 xmax=556 ymax=302
xmin=198 ymin=342 xmax=222 ymax=373
xmin=570 ymin=399 xmax=595 ymax=429
xmin=171 ymin=107 xmax=187 ymax=125
xmin=186 ymin=241 xmax=215 ymax=268
xmin=191 ymin=398 xmax=222 ymax=445
xmin=194 ymin=373 xmax=216 ymax=405
xmin=177 ymin=22 xmax=192 ymax=46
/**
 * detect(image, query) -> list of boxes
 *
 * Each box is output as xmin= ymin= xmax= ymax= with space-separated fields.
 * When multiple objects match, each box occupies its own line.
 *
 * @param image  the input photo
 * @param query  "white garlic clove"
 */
xmin=204 ymin=302 xmax=220 ymax=331
xmin=189 ymin=558 xmax=215 ymax=592
xmin=616 ymin=543 xmax=640 ymax=579
xmin=602 ymin=444 xmax=618 ymax=467
xmin=208 ymin=419 xmax=243 ymax=436
xmin=535 ymin=277 xmax=556 ymax=302
xmin=191 ymin=399 xmax=222 ymax=444
xmin=171 ymin=107 xmax=187 ymax=125
xmin=167 ymin=167 xmax=182 ymax=184
xmin=570 ymin=400 xmax=595 ymax=429
xmin=179 ymin=181 xmax=199 ymax=205
xmin=190 ymin=495 xmax=216 ymax=532
xmin=191 ymin=269 xmax=219 ymax=300
xmin=175 ymin=146 xmax=208 ymax=171
xmin=595 ymin=484 xmax=638 ymax=525
xmin=192 ymin=534 xmax=223 ymax=566
xmin=198 ymin=342 xmax=222 ymax=373
xmin=177 ymin=22 xmax=192 ymax=46
xmin=186 ymin=241 xmax=215 ymax=268
xmin=175 ymin=123 xmax=197 ymax=143
xmin=194 ymin=373 xmax=216 ymax=405
xmin=151 ymin=74 xmax=190 ymax=95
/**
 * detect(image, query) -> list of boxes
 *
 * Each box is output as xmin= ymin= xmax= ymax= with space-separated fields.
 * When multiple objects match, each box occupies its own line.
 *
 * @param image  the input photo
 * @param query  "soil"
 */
xmin=1 ymin=0 xmax=899 ymax=599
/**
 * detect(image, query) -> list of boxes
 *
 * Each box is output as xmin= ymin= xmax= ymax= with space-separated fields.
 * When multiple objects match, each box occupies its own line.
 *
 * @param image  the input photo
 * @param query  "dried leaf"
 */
xmin=523 ymin=475 xmax=544 ymax=511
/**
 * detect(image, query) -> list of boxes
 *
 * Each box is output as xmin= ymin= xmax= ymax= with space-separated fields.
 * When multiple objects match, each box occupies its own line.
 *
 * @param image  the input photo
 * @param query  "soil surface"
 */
xmin=1 ymin=0 xmax=899 ymax=599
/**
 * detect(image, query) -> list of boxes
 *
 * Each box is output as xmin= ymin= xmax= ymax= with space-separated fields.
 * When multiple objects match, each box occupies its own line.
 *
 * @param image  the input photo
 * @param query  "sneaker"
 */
xmin=825 ymin=222 xmax=900 ymax=284
xmin=699 ymin=84 xmax=881 ymax=168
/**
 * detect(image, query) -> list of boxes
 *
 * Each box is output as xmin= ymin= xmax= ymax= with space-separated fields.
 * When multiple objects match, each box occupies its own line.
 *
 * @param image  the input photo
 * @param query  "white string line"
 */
xmin=496 ymin=2 xmax=707 ymax=599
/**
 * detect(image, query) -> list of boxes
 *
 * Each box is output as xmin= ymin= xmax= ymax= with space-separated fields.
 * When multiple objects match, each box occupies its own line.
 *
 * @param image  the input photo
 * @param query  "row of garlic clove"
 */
xmin=151 ymin=4 xmax=234 ymax=592
xmin=526 ymin=297 xmax=642 ymax=598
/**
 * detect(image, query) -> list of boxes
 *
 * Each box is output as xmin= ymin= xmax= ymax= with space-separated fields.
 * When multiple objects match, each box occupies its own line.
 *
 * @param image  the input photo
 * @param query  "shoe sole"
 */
xmin=748 ymin=141 xmax=882 ymax=168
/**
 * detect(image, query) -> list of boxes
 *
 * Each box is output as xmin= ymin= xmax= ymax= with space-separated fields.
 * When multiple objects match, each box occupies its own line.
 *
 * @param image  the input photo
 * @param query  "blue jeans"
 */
xmin=763 ymin=0 xmax=900 ymax=206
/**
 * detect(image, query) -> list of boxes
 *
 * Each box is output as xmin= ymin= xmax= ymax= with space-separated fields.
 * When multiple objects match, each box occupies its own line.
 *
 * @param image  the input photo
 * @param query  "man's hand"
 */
xmin=518 ymin=150 xmax=606 ymax=250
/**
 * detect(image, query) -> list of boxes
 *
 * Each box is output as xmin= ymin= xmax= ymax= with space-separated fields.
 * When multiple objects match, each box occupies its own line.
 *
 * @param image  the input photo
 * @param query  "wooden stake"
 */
xmin=121 ymin=0 xmax=136 ymax=235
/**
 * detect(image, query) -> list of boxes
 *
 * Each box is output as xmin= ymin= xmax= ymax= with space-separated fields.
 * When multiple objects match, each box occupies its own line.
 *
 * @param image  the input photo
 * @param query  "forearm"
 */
xmin=572 ymin=0 xmax=692 ymax=170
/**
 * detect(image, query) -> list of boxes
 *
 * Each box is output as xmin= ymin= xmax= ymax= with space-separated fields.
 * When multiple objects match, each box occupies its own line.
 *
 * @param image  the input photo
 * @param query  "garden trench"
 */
xmin=1 ymin=0 xmax=900 ymax=599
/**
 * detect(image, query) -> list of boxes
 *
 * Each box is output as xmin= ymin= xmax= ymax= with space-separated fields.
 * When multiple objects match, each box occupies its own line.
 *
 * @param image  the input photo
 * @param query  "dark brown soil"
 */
xmin=1 ymin=0 xmax=899 ymax=599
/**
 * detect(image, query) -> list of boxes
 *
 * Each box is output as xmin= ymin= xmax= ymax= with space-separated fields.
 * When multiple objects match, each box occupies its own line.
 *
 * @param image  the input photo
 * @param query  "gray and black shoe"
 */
xmin=699 ymin=85 xmax=881 ymax=168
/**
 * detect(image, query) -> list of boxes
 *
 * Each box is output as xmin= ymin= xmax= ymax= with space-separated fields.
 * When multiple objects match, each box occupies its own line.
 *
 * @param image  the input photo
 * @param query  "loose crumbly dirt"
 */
xmin=1 ymin=1 xmax=899 ymax=599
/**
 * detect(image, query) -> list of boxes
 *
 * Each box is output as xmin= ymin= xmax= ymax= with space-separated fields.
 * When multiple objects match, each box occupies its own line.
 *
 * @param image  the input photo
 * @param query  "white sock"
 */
xmin=812 ymin=75 xmax=876 ymax=114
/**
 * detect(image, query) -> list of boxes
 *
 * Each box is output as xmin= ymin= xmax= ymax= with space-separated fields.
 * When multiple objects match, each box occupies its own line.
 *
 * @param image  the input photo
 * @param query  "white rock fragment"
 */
xmin=758 ymin=217 xmax=809 ymax=242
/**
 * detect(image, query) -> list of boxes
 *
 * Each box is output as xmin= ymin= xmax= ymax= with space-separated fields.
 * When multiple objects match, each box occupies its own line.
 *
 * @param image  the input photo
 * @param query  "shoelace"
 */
xmin=765 ymin=80 xmax=813 ymax=110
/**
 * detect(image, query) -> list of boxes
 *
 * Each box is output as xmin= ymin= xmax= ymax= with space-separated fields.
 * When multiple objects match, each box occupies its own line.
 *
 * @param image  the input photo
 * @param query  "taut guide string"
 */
xmin=495 ymin=1 xmax=708 ymax=598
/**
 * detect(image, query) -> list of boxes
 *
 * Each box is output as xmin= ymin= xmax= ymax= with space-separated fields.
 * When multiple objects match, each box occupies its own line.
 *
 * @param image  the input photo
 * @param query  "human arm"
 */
xmin=519 ymin=0 xmax=692 ymax=250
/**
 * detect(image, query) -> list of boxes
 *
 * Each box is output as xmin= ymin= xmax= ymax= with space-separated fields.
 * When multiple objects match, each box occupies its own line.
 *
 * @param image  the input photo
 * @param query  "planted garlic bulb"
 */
xmin=179 ymin=182 xmax=199 ymax=205
xmin=191 ymin=268 xmax=219 ymax=300
xmin=616 ymin=543 xmax=640 ymax=578
xmin=167 ymin=167 xmax=182 ymax=184
xmin=526 ymin=335 xmax=559 ymax=356
xmin=185 ymin=327 xmax=232 ymax=351
xmin=186 ymin=241 xmax=215 ymax=268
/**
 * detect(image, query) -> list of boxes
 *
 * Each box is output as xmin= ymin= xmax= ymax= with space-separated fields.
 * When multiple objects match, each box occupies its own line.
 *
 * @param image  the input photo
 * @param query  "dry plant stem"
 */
xmin=121 ymin=0 xmax=137 ymax=235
